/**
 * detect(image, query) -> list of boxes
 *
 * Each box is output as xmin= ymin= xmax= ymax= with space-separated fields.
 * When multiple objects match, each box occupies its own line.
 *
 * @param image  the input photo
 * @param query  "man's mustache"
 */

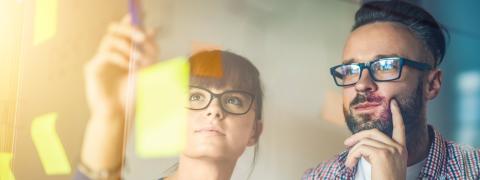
xmin=350 ymin=93 xmax=385 ymax=107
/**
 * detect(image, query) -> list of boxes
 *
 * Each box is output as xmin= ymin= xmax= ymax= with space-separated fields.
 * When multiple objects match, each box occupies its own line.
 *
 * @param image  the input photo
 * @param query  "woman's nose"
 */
xmin=205 ymin=98 xmax=225 ymax=120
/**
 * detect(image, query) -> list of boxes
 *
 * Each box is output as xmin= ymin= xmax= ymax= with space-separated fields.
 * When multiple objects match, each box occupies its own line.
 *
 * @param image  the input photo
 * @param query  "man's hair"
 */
xmin=353 ymin=1 xmax=447 ymax=67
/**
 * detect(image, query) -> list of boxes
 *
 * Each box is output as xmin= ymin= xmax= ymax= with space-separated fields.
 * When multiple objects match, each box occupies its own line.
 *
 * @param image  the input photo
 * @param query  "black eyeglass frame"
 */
xmin=187 ymin=86 xmax=256 ymax=115
xmin=329 ymin=57 xmax=432 ymax=87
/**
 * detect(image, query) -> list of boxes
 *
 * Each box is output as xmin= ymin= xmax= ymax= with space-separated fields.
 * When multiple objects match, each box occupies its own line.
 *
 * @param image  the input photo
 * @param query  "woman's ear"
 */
xmin=247 ymin=121 xmax=263 ymax=146
xmin=425 ymin=69 xmax=442 ymax=100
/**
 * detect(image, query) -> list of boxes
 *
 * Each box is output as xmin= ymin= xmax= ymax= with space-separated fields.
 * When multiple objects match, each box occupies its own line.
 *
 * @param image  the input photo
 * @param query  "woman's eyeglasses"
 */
xmin=187 ymin=86 xmax=255 ymax=115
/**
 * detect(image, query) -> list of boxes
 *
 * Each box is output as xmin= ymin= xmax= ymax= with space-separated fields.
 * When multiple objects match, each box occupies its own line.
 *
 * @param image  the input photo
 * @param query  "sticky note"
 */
xmin=33 ymin=0 xmax=58 ymax=45
xmin=135 ymin=57 xmax=189 ymax=158
xmin=31 ymin=113 xmax=71 ymax=175
xmin=0 ymin=152 xmax=15 ymax=180
xmin=190 ymin=50 xmax=223 ymax=79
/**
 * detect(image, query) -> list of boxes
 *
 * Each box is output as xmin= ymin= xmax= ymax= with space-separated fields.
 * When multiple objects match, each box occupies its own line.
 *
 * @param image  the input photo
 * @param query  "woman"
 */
xmin=77 ymin=15 xmax=263 ymax=180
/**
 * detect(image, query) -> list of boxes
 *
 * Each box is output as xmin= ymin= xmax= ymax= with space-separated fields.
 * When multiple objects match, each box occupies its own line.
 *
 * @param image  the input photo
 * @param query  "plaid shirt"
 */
xmin=302 ymin=126 xmax=480 ymax=180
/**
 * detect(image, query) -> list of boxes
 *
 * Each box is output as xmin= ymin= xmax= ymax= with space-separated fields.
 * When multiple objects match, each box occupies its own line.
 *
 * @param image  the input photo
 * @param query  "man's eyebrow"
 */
xmin=373 ymin=54 xmax=401 ymax=60
xmin=343 ymin=59 xmax=355 ymax=64
xmin=342 ymin=54 xmax=402 ymax=64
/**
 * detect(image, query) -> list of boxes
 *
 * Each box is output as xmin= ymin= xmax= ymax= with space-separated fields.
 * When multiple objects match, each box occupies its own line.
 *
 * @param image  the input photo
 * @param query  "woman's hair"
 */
xmin=162 ymin=50 xmax=263 ymax=178
xmin=189 ymin=50 xmax=263 ymax=121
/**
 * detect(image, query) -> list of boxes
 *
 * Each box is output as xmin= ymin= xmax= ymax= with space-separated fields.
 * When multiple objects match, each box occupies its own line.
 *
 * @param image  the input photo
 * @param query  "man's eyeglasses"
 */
xmin=187 ymin=86 xmax=255 ymax=115
xmin=330 ymin=57 xmax=432 ymax=87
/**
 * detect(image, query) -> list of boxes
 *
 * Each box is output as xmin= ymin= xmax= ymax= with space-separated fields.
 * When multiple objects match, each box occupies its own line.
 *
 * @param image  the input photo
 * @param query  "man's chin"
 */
xmin=350 ymin=121 xmax=377 ymax=133
xmin=349 ymin=120 xmax=393 ymax=136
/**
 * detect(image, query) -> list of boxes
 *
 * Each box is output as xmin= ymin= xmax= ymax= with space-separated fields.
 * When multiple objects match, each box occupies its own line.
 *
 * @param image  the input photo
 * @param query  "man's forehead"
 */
xmin=342 ymin=22 xmax=425 ymax=65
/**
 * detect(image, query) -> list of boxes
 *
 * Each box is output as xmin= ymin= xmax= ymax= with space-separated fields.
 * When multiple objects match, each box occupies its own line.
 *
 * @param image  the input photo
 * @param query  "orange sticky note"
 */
xmin=135 ymin=57 xmax=189 ymax=158
xmin=0 ymin=152 xmax=15 ymax=180
xmin=31 ymin=113 xmax=71 ymax=175
xmin=33 ymin=0 xmax=58 ymax=45
xmin=190 ymin=50 xmax=223 ymax=79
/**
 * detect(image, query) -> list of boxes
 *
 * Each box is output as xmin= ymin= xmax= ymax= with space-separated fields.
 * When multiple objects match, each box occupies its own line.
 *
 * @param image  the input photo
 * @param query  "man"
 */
xmin=303 ymin=1 xmax=480 ymax=179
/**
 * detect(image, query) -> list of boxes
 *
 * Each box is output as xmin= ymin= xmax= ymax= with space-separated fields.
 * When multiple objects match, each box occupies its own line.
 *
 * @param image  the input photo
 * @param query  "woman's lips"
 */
xmin=194 ymin=127 xmax=226 ymax=136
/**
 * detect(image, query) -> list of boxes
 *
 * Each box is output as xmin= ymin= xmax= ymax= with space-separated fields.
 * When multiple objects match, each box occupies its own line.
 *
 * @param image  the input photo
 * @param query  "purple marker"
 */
xmin=128 ymin=0 xmax=142 ymax=26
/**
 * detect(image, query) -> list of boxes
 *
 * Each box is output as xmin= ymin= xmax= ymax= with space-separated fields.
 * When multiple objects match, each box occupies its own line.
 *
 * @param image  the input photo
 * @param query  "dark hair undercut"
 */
xmin=353 ymin=1 xmax=447 ymax=67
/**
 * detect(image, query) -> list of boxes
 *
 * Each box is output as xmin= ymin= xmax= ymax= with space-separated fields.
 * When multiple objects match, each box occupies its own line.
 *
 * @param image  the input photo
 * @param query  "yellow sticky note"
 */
xmin=31 ymin=113 xmax=71 ymax=175
xmin=0 ymin=152 xmax=15 ymax=180
xmin=135 ymin=57 xmax=189 ymax=158
xmin=33 ymin=0 xmax=58 ymax=45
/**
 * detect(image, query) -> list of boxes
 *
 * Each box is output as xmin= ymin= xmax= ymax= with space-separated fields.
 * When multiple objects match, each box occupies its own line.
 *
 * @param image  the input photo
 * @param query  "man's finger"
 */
xmin=348 ymin=137 xmax=390 ymax=153
xmin=345 ymin=144 xmax=377 ymax=169
xmin=344 ymin=128 xmax=395 ymax=147
xmin=390 ymin=99 xmax=406 ymax=146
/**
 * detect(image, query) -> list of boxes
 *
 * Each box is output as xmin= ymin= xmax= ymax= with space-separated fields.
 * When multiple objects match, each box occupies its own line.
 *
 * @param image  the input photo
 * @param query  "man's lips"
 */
xmin=353 ymin=102 xmax=382 ymax=111
xmin=194 ymin=127 xmax=226 ymax=136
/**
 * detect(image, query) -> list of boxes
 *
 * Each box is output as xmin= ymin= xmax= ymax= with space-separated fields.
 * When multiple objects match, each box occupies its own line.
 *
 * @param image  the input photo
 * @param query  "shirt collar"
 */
xmin=419 ymin=125 xmax=448 ymax=178
xmin=337 ymin=150 xmax=357 ymax=177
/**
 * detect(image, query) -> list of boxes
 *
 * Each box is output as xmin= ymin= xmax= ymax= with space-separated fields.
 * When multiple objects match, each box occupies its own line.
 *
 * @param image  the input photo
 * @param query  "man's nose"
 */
xmin=354 ymin=69 xmax=378 ymax=93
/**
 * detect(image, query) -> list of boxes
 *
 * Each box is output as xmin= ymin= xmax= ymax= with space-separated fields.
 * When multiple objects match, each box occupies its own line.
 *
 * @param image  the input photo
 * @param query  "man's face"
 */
xmin=342 ymin=22 xmax=430 ymax=136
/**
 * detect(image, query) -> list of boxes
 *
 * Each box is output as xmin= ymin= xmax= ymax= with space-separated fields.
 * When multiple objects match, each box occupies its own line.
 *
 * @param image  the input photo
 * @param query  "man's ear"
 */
xmin=247 ymin=121 xmax=263 ymax=146
xmin=425 ymin=69 xmax=442 ymax=100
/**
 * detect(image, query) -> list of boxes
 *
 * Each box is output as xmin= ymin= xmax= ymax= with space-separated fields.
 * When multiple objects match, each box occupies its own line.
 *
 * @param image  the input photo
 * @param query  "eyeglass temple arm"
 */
xmin=402 ymin=59 xmax=433 ymax=70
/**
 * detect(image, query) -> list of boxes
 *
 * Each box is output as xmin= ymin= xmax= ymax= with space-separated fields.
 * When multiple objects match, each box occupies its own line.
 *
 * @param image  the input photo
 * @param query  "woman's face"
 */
xmin=182 ymin=86 xmax=261 ymax=161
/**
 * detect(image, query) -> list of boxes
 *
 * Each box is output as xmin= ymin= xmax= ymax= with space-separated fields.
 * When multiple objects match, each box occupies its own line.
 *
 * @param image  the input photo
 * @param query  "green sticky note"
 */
xmin=31 ymin=113 xmax=71 ymax=175
xmin=135 ymin=57 xmax=189 ymax=158
xmin=33 ymin=0 xmax=58 ymax=45
xmin=0 ymin=152 xmax=15 ymax=180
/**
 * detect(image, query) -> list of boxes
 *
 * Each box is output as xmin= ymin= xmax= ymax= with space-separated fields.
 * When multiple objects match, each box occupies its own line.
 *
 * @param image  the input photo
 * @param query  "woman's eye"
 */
xmin=226 ymin=97 xmax=242 ymax=105
xmin=190 ymin=94 xmax=202 ymax=101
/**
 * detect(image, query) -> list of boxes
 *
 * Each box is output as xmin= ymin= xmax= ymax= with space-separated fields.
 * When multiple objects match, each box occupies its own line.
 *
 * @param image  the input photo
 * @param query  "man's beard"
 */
xmin=344 ymin=83 xmax=425 ymax=137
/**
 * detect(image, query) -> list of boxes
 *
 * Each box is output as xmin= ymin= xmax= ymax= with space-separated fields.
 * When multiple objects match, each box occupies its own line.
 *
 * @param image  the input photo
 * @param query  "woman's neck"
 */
xmin=168 ymin=155 xmax=236 ymax=180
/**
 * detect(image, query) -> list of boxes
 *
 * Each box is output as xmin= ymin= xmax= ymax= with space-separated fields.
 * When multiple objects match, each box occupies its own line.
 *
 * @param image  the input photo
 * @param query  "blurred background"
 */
xmin=0 ymin=0 xmax=479 ymax=179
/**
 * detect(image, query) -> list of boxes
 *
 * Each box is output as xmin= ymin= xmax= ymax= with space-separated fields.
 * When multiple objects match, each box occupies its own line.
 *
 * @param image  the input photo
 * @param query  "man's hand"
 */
xmin=344 ymin=99 xmax=408 ymax=180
